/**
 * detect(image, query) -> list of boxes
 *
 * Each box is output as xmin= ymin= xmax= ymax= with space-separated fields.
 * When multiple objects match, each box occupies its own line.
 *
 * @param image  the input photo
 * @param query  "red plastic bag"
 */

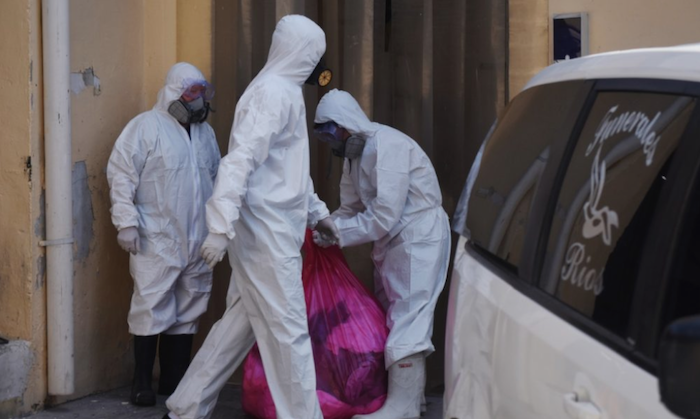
xmin=242 ymin=230 xmax=388 ymax=419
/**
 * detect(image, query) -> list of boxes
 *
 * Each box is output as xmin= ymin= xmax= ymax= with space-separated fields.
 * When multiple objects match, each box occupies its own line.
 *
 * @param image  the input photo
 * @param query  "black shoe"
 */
xmin=157 ymin=334 xmax=193 ymax=396
xmin=130 ymin=334 xmax=158 ymax=406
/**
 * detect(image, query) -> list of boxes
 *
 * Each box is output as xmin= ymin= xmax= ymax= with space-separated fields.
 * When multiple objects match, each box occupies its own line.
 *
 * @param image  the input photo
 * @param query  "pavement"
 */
xmin=22 ymin=384 xmax=443 ymax=419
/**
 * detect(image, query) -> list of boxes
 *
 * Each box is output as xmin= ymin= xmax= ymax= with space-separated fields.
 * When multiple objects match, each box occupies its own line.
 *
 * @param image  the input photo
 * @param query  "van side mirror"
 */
xmin=659 ymin=315 xmax=700 ymax=419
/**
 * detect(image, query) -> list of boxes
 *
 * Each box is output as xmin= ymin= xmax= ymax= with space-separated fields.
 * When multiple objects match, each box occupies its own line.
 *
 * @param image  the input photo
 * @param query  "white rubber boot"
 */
xmin=352 ymin=353 xmax=425 ymax=419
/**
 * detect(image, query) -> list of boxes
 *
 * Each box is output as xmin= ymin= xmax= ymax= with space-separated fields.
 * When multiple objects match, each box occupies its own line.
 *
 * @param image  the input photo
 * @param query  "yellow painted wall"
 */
xmin=1 ymin=0 xmax=35 ymax=344
xmin=66 ymin=0 xmax=148 ymax=400
xmin=551 ymin=0 xmax=700 ymax=54
xmin=509 ymin=0 xmax=700 ymax=97
xmin=0 ymin=0 xmax=47 ymax=415
xmin=0 ymin=1 xmax=216 ymax=415
xmin=65 ymin=0 xmax=215 ymax=402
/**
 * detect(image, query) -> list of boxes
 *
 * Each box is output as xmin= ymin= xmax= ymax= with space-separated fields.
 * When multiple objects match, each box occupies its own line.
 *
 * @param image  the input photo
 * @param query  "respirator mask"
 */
xmin=313 ymin=121 xmax=366 ymax=160
xmin=305 ymin=57 xmax=333 ymax=87
xmin=168 ymin=80 xmax=215 ymax=124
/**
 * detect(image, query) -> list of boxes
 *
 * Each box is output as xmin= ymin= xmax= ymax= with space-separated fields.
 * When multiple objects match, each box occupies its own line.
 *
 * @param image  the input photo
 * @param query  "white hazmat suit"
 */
xmin=314 ymin=89 xmax=451 ymax=419
xmin=107 ymin=62 xmax=220 ymax=337
xmin=165 ymin=15 xmax=329 ymax=419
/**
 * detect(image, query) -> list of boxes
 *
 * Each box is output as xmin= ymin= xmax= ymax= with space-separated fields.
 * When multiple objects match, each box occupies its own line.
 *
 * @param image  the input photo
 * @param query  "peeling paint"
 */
xmin=34 ymin=190 xmax=45 ymax=237
xmin=72 ymin=162 xmax=94 ymax=263
xmin=35 ymin=255 xmax=45 ymax=291
xmin=70 ymin=67 xmax=101 ymax=96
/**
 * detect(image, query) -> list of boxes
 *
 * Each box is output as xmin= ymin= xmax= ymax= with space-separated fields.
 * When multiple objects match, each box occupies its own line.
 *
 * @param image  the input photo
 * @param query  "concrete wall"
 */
xmin=66 ymin=0 xmax=148 ymax=402
xmin=0 ymin=0 xmax=46 ymax=416
xmin=0 ymin=1 xmax=215 ymax=417
xmin=65 ymin=0 xmax=216 ymax=404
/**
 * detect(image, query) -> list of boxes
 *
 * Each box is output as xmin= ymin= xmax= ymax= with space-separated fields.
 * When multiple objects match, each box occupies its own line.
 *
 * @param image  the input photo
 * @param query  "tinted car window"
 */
xmin=465 ymin=80 xmax=588 ymax=271
xmin=657 ymin=174 xmax=700 ymax=356
xmin=540 ymin=91 xmax=696 ymax=337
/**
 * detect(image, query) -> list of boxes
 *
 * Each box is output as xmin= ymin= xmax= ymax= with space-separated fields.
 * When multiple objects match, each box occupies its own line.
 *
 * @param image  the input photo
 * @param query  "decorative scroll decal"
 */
xmin=560 ymin=105 xmax=662 ymax=295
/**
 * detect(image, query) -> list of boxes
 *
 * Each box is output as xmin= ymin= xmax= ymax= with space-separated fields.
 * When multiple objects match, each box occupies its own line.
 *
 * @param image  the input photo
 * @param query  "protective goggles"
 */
xmin=313 ymin=121 xmax=345 ymax=146
xmin=180 ymin=79 xmax=215 ymax=102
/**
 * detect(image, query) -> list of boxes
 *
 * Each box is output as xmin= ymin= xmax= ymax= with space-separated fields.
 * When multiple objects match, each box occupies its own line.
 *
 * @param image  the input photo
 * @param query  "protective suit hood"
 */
xmin=154 ymin=62 xmax=208 ymax=112
xmin=315 ymin=89 xmax=378 ymax=136
xmin=254 ymin=15 xmax=326 ymax=86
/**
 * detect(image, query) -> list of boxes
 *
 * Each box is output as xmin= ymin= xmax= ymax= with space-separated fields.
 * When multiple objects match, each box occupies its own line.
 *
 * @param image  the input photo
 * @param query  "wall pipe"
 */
xmin=41 ymin=0 xmax=75 ymax=395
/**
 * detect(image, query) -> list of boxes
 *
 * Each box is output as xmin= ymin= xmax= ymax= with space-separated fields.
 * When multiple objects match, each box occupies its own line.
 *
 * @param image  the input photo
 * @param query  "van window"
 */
xmin=539 ymin=91 xmax=696 ymax=337
xmin=657 ymin=174 xmax=700 ymax=356
xmin=465 ymin=80 xmax=587 ymax=271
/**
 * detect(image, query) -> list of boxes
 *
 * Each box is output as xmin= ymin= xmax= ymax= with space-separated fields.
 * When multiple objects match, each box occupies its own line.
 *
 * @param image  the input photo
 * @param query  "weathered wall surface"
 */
xmin=0 ymin=1 xmax=46 ymax=417
xmin=1 ymin=2 xmax=217 ymax=416
xmin=65 ymin=0 xmax=216 ymax=402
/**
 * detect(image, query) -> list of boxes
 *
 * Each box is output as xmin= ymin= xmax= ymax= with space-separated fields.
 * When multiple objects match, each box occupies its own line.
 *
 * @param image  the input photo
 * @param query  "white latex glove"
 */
xmin=200 ymin=233 xmax=229 ymax=269
xmin=312 ymin=230 xmax=335 ymax=248
xmin=117 ymin=226 xmax=140 ymax=254
xmin=314 ymin=217 xmax=340 ymax=247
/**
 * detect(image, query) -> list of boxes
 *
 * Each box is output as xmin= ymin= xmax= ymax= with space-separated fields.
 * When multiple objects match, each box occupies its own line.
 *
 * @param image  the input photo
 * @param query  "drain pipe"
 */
xmin=41 ymin=0 xmax=75 ymax=395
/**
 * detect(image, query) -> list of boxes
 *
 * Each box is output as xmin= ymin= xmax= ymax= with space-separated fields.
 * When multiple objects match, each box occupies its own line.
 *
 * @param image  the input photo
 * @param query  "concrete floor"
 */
xmin=23 ymin=384 xmax=443 ymax=419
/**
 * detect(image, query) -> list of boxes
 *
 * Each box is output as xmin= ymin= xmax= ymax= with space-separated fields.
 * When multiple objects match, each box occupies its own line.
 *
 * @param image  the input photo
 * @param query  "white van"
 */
xmin=444 ymin=44 xmax=700 ymax=419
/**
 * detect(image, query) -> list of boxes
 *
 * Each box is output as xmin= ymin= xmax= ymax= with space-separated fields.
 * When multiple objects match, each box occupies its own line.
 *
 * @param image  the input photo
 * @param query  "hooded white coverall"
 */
xmin=107 ymin=63 xmax=221 ymax=336
xmin=314 ymin=89 xmax=451 ymax=368
xmin=166 ymin=15 xmax=328 ymax=419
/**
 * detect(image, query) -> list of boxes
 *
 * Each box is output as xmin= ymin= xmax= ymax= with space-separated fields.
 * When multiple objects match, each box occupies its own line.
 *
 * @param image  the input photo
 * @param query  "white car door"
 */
xmin=445 ymin=240 xmax=675 ymax=419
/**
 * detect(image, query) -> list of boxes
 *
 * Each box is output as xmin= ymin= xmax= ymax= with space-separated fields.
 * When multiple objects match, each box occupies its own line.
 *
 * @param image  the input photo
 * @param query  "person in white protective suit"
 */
xmin=106 ymin=62 xmax=221 ymax=407
xmin=312 ymin=89 xmax=451 ymax=419
xmin=162 ymin=15 xmax=338 ymax=419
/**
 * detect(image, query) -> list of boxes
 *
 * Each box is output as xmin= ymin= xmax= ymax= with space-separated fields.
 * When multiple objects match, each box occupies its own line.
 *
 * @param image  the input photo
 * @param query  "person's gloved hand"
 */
xmin=315 ymin=217 xmax=340 ymax=247
xmin=117 ymin=226 xmax=141 ymax=254
xmin=200 ymin=233 xmax=229 ymax=269
xmin=312 ymin=230 xmax=336 ymax=248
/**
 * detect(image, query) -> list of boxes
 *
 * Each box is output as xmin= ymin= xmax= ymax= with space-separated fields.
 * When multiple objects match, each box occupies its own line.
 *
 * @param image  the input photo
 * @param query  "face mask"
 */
xmin=342 ymin=135 xmax=366 ymax=160
xmin=168 ymin=96 xmax=211 ymax=124
xmin=305 ymin=57 xmax=333 ymax=87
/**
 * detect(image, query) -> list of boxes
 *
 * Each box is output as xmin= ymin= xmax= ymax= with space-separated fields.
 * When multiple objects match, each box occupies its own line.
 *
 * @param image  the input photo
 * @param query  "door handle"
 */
xmin=563 ymin=392 xmax=601 ymax=419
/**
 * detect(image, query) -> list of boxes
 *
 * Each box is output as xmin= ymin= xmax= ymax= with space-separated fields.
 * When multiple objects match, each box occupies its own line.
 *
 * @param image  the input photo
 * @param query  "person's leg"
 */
xmin=159 ymin=258 xmax=213 ymax=395
xmin=165 ymin=281 xmax=255 ymax=419
xmin=158 ymin=333 xmax=193 ymax=396
xmin=128 ymin=248 xmax=182 ymax=406
xmin=131 ymin=334 xmax=158 ymax=406
xmin=236 ymin=251 xmax=322 ymax=419
xmin=380 ymin=209 xmax=450 ymax=368
xmin=373 ymin=266 xmax=389 ymax=310
xmin=355 ymin=209 xmax=450 ymax=419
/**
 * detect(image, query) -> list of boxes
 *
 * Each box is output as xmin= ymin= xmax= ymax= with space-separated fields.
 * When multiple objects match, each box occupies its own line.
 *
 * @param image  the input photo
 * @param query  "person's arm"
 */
xmin=334 ymin=138 xmax=410 ymax=247
xmin=106 ymin=116 xmax=153 ymax=231
xmin=204 ymin=123 xmax=222 ymax=183
xmin=205 ymin=89 xmax=282 ymax=240
xmin=331 ymin=160 xmax=364 ymax=220
xmin=306 ymin=178 xmax=330 ymax=228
